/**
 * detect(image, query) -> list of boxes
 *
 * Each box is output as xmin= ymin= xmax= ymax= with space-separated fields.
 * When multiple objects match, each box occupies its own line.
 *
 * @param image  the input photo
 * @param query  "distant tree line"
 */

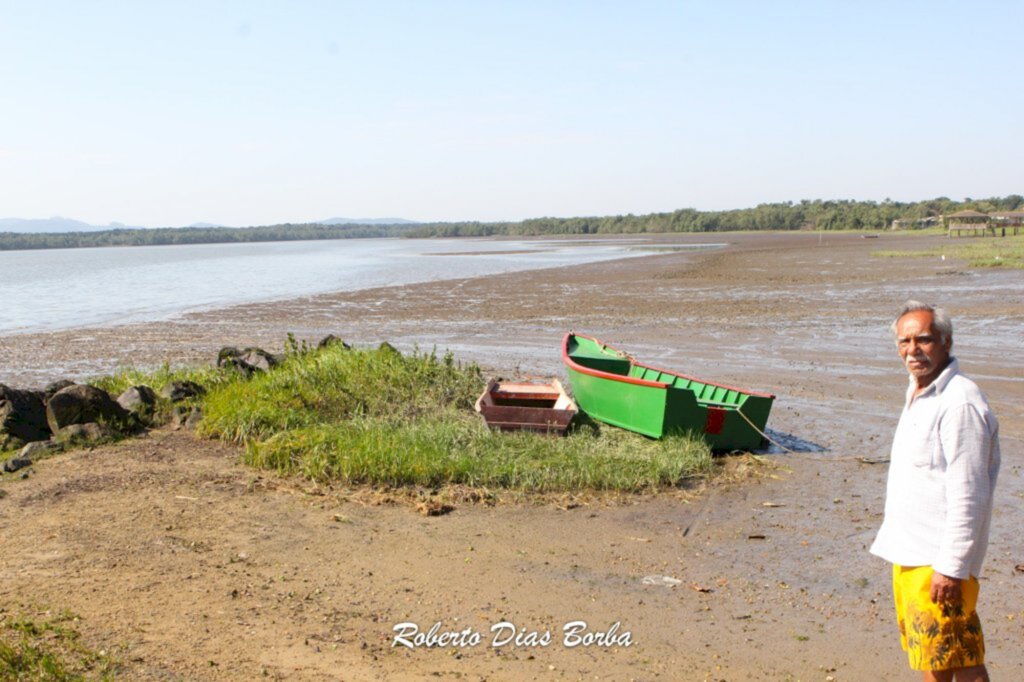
xmin=404 ymin=196 xmax=1024 ymax=238
xmin=0 ymin=223 xmax=421 ymax=251
xmin=2 ymin=196 xmax=1021 ymax=251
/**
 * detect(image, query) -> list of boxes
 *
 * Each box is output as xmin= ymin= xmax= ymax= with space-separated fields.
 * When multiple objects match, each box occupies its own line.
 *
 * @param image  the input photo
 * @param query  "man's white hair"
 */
xmin=890 ymin=300 xmax=953 ymax=346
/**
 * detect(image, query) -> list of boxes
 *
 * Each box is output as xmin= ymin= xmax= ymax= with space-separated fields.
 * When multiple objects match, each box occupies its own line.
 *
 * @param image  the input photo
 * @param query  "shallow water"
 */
xmin=0 ymin=238 xmax=680 ymax=335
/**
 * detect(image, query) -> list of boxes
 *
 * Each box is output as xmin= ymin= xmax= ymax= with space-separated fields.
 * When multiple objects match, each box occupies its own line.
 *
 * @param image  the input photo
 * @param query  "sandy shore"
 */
xmin=1 ymin=231 xmax=1022 ymax=680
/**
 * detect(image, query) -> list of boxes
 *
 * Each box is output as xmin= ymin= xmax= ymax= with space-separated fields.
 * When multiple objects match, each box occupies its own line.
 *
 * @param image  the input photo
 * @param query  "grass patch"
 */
xmin=199 ymin=345 xmax=483 ymax=442
xmin=874 ymin=234 xmax=1024 ymax=268
xmin=244 ymin=414 xmax=713 ymax=492
xmin=50 ymin=341 xmax=716 ymax=494
xmin=0 ymin=609 xmax=117 ymax=681
xmin=198 ymin=343 xmax=714 ymax=493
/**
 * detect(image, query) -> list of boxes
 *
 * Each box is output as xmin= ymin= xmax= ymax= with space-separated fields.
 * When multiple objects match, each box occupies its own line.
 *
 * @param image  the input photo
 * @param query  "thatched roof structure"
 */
xmin=945 ymin=209 xmax=990 ymax=220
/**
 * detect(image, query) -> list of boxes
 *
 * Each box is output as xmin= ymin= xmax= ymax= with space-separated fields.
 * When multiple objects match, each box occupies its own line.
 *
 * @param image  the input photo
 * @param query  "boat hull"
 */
xmin=562 ymin=333 xmax=774 ymax=450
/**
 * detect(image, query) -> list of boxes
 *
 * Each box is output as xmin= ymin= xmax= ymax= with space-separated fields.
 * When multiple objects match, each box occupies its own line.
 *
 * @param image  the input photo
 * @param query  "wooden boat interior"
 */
xmin=485 ymin=382 xmax=575 ymax=410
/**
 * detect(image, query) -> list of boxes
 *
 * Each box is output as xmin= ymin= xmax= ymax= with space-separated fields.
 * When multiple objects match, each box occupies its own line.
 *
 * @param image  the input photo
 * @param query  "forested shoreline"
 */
xmin=0 ymin=223 xmax=422 ymax=251
xmin=405 ymin=196 xmax=1023 ymax=237
xmin=2 ymin=196 xmax=1021 ymax=251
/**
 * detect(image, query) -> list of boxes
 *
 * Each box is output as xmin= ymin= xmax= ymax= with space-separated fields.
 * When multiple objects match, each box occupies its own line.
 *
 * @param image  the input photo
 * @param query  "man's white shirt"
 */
xmin=870 ymin=358 xmax=1000 ymax=579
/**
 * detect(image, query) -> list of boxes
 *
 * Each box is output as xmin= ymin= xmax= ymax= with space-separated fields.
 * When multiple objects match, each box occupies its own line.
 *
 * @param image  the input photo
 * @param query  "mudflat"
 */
xmin=1 ymin=232 xmax=1022 ymax=680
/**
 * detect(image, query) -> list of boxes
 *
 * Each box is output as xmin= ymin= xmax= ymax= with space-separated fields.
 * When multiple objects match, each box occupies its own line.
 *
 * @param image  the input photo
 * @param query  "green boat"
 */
xmin=561 ymin=333 xmax=775 ymax=450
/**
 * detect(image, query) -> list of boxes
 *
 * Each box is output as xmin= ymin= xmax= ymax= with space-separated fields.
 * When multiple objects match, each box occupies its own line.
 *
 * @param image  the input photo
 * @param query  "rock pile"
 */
xmin=1 ymin=335 xmax=353 ymax=472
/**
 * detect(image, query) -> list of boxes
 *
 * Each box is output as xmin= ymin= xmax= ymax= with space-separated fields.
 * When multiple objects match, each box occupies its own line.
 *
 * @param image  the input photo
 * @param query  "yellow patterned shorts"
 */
xmin=892 ymin=565 xmax=985 ymax=671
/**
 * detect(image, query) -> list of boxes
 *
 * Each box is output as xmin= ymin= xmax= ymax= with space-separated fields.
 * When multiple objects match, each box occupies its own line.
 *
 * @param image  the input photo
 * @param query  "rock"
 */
xmin=217 ymin=346 xmax=278 ymax=376
xmin=46 ymin=385 xmax=129 ymax=433
xmin=171 ymin=406 xmax=188 ymax=429
xmin=44 ymin=379 xmax=77 ymax=400
xmin=56 ymin=422 xmax=111 ymax=443
xmin=184 ymin=407 xmax=203 ymax=430
xmin=18 ymin=440 xmax=59 ymax=459
xmin=378 ymin=342 xmax=401 ymax=356
xmin=0 ymin=384 xmax=51 ymax=448
xmin=220 ymin=357 xmax=257 ymax=378
xmin=218 ymin=348 xmax=255 ymax=377
xmin=171 ymin=406 xmax=203 ymax=430
xmin=239 ymin=348 xmax=278 ymax=372
xmin=3 ymin=457 xmax=32 ymax=473
xmin=217 ymin=346 xmax=243 ymax=366
xmin=160 ymin=381 xmax=205 ymax=402
xmin=117 ymin=385 xmax=157 ymax=414
xmin=318 ymin=335 xmax=352 ymax=350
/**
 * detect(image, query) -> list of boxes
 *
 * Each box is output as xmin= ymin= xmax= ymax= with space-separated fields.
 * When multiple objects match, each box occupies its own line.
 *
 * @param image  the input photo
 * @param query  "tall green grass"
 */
xmin=199 ymin=346 xmax=483 ymax=442
xmin=198 ymin=344 xmax=714 ymax=492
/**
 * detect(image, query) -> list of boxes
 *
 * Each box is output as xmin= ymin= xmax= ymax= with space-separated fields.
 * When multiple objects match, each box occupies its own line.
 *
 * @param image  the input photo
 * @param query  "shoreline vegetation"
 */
xmin=2 ymin=195 xmax=1021 ymax=251
xmin=874 ymin=232 xmax=1024 ymax=268
xmin=5 ymin=340 xmax=715 ymax=495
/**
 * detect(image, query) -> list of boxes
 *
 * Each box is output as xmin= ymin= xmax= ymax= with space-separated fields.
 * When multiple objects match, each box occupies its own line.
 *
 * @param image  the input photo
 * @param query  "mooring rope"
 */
xmin=735 ymin=406 xmax=890 ymax=463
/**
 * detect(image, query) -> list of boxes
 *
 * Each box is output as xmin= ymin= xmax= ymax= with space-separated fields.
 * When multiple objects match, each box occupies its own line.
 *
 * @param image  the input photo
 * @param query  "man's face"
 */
xmin=895 ymin=310 xmax=951 ymax=388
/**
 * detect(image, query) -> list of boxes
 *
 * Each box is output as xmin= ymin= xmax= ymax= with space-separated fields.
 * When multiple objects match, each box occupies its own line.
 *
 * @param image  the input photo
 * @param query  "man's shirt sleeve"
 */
xmin=934 ymin=402 xmax=994 ymax=580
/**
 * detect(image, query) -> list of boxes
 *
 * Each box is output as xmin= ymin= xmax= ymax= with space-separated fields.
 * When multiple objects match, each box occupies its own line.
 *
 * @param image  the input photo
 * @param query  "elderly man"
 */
xmin=871 ymin=301 xmax=1000 ymax=682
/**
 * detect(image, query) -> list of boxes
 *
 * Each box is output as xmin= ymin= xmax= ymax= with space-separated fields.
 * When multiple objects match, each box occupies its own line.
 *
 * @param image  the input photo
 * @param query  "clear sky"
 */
xmin=2 ymin=1 xmax=1021 ymax=227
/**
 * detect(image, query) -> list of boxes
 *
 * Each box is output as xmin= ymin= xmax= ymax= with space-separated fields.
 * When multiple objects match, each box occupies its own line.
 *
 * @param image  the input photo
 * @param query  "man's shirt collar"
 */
xmin=906 ymin=356 xmax=959 ymax=403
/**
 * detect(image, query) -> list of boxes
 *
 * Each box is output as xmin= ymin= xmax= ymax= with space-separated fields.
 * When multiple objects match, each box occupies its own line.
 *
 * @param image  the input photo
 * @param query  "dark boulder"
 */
xmin=44 ymin=380 xmax=76 ymax=400
xmin=185 ymin=406 xmax=203 ymax=430
xmin=220 ymin=357 xmax=257 ymax=378
xmin=18 ymin=440 xmax=60 ymax=459
xmin=46 ymin=385 xmax=129 ymax=434
xmin=218 ymin=348 xmax=254 ymax=377
xmin=3 ymin=457 xmax=32 ymax=473
xmin=378 ymin=342 xmax=401 ymax=356
xmin=56 ymin=422 xmax=112 ymax=443
xmin=239 ymin=348 xmax=279 ymax=372
xmin=318 ymin=335 xmax=352 ymax=350
xmin=117 ymin=385 xmax=157 ymax=415
xmin=0 ymin=384 xmax=51 ymax=449
xmin=173 ymin=406 xmax=204 ymax=430
xmin=159 ymin=381 xmax=205 ymax=402
xmin=218 ymin=346 xmax=279 ymax=375
xmin=217 ymin=346 xmax=243 ymax=366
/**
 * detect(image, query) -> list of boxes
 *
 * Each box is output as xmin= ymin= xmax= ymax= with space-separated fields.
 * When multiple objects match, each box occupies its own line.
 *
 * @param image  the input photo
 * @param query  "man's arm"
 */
xmin=933 ymin=403 xmax=994 ymax=581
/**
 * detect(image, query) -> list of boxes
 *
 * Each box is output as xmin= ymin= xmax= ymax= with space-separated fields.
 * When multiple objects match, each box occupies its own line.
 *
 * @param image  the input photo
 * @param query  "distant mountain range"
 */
xmin=0 ymin=216 xmax=418 ymax=233
xmin=0 ymin=217 xmax=141 ymax=233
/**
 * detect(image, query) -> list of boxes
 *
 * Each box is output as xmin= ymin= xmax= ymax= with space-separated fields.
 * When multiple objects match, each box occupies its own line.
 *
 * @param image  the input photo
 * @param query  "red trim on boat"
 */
xmin=562 ymin=332 xmax=776 ymax=399
xmin=561 ymin=333 xmax=668 ymax=388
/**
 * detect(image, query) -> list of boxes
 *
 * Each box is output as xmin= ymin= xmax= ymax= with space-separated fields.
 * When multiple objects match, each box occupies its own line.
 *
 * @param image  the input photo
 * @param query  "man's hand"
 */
xmin=930 ymin=571 xmax=962 ymax=603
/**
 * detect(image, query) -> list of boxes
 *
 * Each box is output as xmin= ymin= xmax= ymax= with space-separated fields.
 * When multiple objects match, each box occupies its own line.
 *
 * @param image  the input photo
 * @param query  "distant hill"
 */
xmin=318 ymin=217 xmax=417 ymax=226
xmin=0 ymin=217 xmax=135 ymax=233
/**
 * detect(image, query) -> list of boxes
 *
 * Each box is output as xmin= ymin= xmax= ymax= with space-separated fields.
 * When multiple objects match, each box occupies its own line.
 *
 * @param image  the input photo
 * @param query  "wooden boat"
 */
xmin=474 ymin=378 xmax=578 ymax=435
xmin=561 ymin=333 xmax=774 ymax=450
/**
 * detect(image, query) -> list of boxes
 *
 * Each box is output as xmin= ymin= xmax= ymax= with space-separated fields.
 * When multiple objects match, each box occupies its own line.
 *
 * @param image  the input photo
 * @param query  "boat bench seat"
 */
xmin=569 ymin=354 xmax=631 ymax=377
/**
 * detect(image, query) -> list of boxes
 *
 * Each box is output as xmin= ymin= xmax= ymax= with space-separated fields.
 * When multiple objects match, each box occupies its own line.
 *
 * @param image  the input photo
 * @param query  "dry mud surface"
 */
xmin=2 ymin=232 xmax=1023 ymax=680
